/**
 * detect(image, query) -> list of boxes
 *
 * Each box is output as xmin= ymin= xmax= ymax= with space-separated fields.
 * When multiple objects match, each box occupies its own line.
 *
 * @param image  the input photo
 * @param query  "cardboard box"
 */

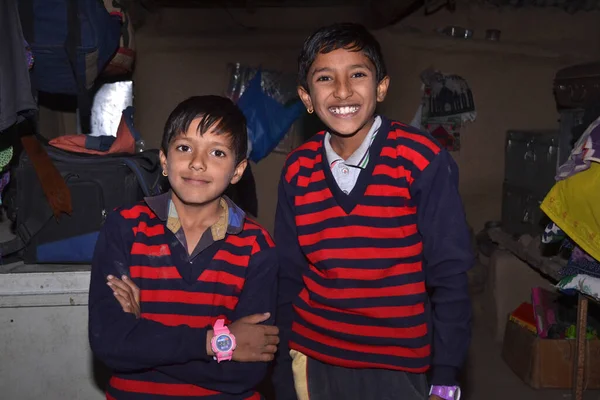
xmin=502 ymin=319 xmax=600 ymax=389
xmin=483 ymin=250 xmax=555 ymax=342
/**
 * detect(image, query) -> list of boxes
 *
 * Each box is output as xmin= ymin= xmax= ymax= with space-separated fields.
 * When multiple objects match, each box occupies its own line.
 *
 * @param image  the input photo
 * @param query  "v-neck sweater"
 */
xmin=88 ymin=200 xmax=277 ymax=399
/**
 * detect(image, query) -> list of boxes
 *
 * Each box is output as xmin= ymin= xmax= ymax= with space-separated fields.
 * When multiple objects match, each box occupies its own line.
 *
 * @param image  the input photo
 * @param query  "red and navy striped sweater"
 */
xmin=89 ymin=195 xmax=277 ymax=400
xmin=273 ymin=117 xmax=473 ymax=399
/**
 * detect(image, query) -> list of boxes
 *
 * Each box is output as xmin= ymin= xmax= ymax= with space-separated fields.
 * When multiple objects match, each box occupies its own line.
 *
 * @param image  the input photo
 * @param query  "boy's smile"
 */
xmin=329 ymin=105 xmax=360 ymax=117
xmin=298 ymin=47 xmax=390 ymax=143
xmin=181 ymin=176 xmax=211 ymax=186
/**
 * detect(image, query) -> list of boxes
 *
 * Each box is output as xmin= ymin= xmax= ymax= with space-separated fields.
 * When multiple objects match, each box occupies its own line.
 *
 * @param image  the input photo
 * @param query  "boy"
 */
xmin=273 ymin=23 xmax=472 ymax=400
xmin=88 ymin=95 xmax=279 ymax=400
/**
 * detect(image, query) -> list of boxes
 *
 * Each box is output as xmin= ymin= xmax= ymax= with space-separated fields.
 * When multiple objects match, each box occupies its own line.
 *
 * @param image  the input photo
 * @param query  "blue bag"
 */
xmin=237 ymin=70 xmax=304 ymax=163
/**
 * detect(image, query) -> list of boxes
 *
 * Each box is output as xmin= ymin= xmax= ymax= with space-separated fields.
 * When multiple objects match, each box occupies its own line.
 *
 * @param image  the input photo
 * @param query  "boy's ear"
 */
xmin=297 ymin=86 xmax=314 ymax=112
xmin=230 ymin=159 xmax=248 ymax=185
xmin=159 ymin=149 xmax=168 ymax=173
xmin=376 ymin=76 xmax=390 ymax=103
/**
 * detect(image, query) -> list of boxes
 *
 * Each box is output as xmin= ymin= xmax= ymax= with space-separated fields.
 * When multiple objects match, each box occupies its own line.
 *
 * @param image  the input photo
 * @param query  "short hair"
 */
xmin=297 ymin=22 xmax=387 ymax=90
xmin=161 ymin=95 xmax=247 ymax=164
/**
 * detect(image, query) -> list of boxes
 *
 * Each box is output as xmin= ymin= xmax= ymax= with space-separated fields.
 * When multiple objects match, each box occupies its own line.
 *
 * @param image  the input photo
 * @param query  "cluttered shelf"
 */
xmin=487 ymin=227 xmax=564 ymax=282
xmin=487 ymin=225 xmax=599 ymax=398
xmin=487 ymin=227 xmax=600 ymax=400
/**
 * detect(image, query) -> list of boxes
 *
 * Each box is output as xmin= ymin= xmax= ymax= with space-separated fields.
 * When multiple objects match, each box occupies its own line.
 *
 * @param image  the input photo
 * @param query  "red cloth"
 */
xmin=50 ymin=110 xmax=135 ymax=155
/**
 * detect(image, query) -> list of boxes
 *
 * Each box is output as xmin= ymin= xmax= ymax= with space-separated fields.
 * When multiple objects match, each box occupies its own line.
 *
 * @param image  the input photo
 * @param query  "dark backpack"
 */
xmin=19 ymin=0 xmax=122 ymax=132
xmin=2 ymin=144 xmax=165 ymax=264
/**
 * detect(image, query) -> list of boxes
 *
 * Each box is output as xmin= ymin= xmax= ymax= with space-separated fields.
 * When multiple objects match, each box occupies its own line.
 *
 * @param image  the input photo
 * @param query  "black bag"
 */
xmin=2 ymin=145 xmax=165 ymax=264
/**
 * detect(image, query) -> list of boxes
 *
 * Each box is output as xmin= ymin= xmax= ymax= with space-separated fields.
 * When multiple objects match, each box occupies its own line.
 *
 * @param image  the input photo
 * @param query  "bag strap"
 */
xmin=0 ymin=210 xmax=54 ymax=258
xmin=120 ymin=152 xmax=163 ymax=197
xmin=0 ymin=121 xmax=72 ymax=259
xmin=21 ymin=134 xmax=72 ymax=218
xmin=65 ymin=0 xmax=92 ymax=134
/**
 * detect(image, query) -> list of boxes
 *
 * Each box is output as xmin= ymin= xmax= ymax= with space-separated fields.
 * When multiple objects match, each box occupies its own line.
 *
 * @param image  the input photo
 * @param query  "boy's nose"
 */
xmin=334 ymin=79 xmax=353 ymax=100
xmin=189 ymin=153 xmax=207 ymax=171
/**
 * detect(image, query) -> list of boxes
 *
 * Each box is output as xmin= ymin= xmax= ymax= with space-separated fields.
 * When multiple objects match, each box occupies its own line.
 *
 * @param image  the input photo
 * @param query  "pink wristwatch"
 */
xmin=211 ymin=319 xmax=236 ymax=363
xmin=430 ymin=385 xmax=461 ymax=400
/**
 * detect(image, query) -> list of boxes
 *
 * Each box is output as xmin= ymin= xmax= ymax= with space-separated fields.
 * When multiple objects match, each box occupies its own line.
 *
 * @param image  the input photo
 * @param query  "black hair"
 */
xmin=161 ymin=95 xmax=247 ymax=164
xmin=297 ymin=22 xmax=387 ymax=90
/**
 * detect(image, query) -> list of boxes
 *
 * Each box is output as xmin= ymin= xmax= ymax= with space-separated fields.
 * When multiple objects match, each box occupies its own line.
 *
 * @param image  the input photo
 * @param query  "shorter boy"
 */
xmin=89 ymin=95 xmax=279 ymax=400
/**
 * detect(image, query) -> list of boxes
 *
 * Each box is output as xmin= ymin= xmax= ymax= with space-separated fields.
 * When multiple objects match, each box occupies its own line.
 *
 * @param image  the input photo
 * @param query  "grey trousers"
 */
xmin=306 ymin=356 xmax=428 ymax=400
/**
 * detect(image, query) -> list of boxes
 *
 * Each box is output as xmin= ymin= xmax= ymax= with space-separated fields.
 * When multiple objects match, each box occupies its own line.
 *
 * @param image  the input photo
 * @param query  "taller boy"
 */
xmin=274 ymin=23 xmax=472 ymax=400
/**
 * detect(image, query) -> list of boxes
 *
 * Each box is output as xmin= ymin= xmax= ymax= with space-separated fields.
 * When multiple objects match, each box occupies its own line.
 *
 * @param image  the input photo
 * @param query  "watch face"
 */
xmin=215 ymin=334 xmax=233 ymax=352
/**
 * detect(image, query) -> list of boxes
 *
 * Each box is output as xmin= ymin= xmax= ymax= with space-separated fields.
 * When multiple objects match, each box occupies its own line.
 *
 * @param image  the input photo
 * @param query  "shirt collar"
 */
xmin=324 ymin=115 xmax=382 ymax=168
xmin=144 ymin=191 xmax=245 ymax=240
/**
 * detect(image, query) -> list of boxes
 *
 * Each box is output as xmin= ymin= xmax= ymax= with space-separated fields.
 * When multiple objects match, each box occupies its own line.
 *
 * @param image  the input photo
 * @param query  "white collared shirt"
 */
xmin=324 ymin=116 xmax=382 ymax=194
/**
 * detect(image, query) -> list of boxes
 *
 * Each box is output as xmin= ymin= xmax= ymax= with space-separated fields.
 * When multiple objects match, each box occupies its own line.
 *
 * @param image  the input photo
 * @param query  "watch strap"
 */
xmin=213 ymin=319 xmax=227 ymax=335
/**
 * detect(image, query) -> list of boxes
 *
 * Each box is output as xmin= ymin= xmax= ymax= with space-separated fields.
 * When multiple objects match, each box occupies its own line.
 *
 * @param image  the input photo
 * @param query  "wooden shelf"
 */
xmin=487 ymin=227 xmax=565 ymax=282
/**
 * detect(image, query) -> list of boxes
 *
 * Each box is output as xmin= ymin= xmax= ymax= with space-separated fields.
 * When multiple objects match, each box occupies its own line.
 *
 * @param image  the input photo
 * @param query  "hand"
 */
xmin=429 ymin=396 xmax=443 ymax=400
xmin=206 ymin=313 xmax=279 ymax=362
xmin=107 ymin=275 xmax=140 ymax=318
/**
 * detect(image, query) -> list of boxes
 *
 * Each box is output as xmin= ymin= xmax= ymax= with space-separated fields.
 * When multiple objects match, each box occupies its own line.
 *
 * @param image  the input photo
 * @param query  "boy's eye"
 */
xmin=316 ymin=76 xmax=331 ymax=82
xmin=176 ymin=144 xmax=192 ymax=152
xmin=211 ymin=149 xmax=227 ymax=158
xmin=352 ymin=72 xmax=367 ymax=78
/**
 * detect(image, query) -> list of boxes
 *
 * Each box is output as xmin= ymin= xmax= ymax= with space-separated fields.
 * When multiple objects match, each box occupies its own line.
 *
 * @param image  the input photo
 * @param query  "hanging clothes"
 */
xmin=556 ymin=114 xmax=600 ymax=181
xmin=541 ymin=161 xmax=600 ymax=262
xmin=0 ymin=0 xmax=37 ymax=132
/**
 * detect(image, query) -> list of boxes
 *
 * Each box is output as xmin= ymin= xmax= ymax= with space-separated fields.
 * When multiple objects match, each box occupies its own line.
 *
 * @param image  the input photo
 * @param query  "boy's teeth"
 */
xmin=331 ymin=106 xmax=359 ymax=114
